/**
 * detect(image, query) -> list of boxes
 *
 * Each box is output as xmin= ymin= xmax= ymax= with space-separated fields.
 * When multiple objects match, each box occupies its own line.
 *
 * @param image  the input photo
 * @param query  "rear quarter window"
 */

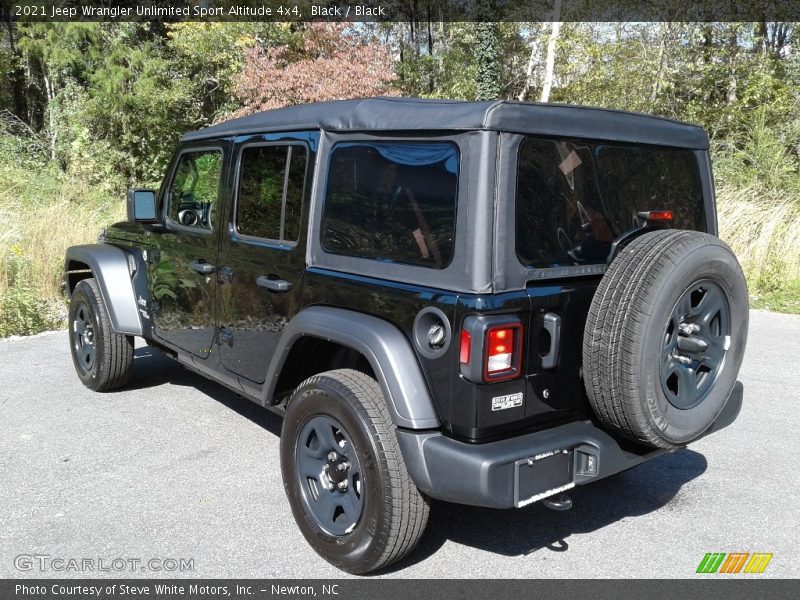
xmin=515 ymin=137 xmax=706 ymax=269
xmin=320 ymin=142 xmax=459 ymax=269
xmin=235 ymin=144 xmax=308 ymax=243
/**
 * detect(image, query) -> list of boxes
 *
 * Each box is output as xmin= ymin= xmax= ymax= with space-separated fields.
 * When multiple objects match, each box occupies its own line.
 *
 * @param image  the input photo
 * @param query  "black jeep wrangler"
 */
xmin=65 ymin=98 xmax=748 ymax=574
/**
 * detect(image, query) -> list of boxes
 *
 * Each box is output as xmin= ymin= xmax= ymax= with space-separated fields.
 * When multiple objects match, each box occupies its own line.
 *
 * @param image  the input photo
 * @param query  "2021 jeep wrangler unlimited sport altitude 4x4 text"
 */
xmin=65 ymin=98 xmax=748 ymax=574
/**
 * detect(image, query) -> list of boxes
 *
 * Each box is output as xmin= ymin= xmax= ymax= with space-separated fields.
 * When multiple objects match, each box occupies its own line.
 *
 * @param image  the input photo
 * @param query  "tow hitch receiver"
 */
xmin=542 ymin=493 xmax=573 ymax=511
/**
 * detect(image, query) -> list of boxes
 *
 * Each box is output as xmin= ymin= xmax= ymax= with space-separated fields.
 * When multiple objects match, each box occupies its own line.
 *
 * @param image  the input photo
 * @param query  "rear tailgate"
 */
xmin=512 ymin=136 xmax=711 ymax=423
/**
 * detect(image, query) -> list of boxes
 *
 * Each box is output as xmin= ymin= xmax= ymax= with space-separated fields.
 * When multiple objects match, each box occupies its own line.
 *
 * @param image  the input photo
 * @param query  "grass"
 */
xmin=0 ymin=150 xmax=125 ymax=336
xmin=716 ymin=186 xmax=800 ymax=314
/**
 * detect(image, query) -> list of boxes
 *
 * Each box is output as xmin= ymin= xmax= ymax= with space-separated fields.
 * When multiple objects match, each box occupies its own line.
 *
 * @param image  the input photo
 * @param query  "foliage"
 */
xmin=475 ymin=21 xmax=502 ymax=101
xmin=0 ymin=132 xmax=125 ymax=335
xmin=2 ymin=22 xmax=281 ymax=189
xmin=0 ymin=245 xmax=63 ymax=337
xmin=0 ymin=20 xmax=799 ymax=334
xmin=234 ymin=24 xmax=398 ymax=114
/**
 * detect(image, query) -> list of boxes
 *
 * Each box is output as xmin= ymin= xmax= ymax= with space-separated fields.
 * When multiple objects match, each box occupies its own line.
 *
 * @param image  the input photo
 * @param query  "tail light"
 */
xmin=483 ymin=324 xmax=523 ymax=381
xmin=638 ymin=210 xmax=673 ymax=222
xmin=460 ymin=316 xmax=524 ymax=383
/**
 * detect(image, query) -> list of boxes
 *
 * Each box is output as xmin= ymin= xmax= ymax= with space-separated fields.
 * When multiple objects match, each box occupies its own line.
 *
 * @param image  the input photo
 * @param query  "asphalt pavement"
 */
xmin=1 ymin=309 xmax=798 ymax=578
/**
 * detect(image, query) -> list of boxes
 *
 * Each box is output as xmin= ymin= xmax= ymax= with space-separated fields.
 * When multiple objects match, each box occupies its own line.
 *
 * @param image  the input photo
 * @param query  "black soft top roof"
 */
xmin=181 ymin=97 xmax=709 ymax=149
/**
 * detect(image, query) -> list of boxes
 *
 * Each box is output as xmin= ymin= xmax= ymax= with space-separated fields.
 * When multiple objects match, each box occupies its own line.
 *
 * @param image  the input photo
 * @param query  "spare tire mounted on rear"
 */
xmin=582 ymin=229 xmax=748 ymax=449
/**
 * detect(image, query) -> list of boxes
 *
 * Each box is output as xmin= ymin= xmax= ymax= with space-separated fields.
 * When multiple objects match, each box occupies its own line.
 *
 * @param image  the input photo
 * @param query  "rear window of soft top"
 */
xmin=515 ymin=137 xmax=706 ymax=269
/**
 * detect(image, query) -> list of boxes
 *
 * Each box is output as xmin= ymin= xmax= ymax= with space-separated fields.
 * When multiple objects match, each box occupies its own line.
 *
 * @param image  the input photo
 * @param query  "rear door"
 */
xmin=216 ymin=133 xmax=316 ymax=383
xmin=513 ymin=135 xmax=708 ymax=417
xmin=149 ymin=143 xmax=229 ymax=358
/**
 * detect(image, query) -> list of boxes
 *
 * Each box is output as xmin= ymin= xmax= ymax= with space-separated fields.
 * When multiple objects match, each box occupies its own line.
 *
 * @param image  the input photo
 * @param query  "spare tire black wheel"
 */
xmin=583 ymin=229 xmax=748 ymax=449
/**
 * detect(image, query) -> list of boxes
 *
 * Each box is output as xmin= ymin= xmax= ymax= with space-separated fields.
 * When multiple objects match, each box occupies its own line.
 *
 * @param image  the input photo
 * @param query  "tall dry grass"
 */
xmin=0 ymin=161 xmax=124 ymax=335
xmin=717 ymin=186 xmax=800 ymax=312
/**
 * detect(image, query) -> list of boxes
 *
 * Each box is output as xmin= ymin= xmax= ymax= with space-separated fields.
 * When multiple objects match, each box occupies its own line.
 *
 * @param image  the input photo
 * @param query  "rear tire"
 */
xmin=280 ymin=369 xmax=429 ymax=574
xmin=68 ymin=278 xmax=134 ymax=391
xmin=583 ymin=230 xmax=748 ymax=449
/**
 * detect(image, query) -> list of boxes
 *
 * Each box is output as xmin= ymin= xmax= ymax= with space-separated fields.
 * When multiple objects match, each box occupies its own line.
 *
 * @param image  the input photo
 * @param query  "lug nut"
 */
xmin=337 ymin=480 xmax=348 ymax=491
xmin=673 ymin=352 xmax=692 ymax=365
xmin=327 ymin=451 xmax=338 ymax=461
xmin=679 ymin=323 xmax=700 ymax=336
xmin=337 ymin=462 xmax=350 ymax=471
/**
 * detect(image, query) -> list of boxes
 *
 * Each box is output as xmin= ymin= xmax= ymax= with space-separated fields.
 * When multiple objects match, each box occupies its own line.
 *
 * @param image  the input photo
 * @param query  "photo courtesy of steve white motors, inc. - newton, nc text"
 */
xmin=1 ymin=0 xmax=800 ymax=599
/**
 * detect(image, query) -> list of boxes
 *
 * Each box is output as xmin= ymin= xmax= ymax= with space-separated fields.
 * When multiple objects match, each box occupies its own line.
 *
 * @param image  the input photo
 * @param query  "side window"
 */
xmin=236 ymin=145 xmax=308 ymax=243
xmin=167 ymin=150 xmax=223 ymax=230
xmin=320 ymin=142 xmax=459 ymax=268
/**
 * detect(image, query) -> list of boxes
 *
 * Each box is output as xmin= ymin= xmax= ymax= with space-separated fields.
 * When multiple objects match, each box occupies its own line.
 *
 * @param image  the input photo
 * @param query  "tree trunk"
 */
xmin=475 ymin=20 xmax=501 ymax=101
xmin=649 ymin=23 xmax=670 ymax=108
xmin=517 ymin=31 xmax=540 ymax=102
xmin=427 ymin=6 xmax=434 ymax=93
xmin=539 ymin=0 xmax=562 ymax=103
xmin=24 ymin=54 xmax=44 ymax=132
xmin=726 ymin=26 xmax=738 ymax=106
xmin=43 ymin=71 xmax=57 ymax=162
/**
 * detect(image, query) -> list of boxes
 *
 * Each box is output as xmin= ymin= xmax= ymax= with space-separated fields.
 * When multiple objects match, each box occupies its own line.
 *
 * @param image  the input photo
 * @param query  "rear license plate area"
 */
xmin=515 ymin=449 xmax=574 ymax=507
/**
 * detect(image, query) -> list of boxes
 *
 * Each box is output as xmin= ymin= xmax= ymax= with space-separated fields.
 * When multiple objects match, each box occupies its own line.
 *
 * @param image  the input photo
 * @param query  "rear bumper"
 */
xmin=396 ymin=381 xmax=743 ymax=509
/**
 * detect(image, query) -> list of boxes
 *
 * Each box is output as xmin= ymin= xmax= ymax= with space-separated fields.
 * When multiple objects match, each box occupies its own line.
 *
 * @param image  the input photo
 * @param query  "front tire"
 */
xmin=280 ymin=369 xmax=429 ymax=574
xmin=68 ymin=278 xmax=134 ymax=391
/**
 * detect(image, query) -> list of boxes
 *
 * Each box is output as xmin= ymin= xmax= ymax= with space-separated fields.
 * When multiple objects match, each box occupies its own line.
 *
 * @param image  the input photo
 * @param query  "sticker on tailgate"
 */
xmin=491 ymin=392 xmax=523 ymax=411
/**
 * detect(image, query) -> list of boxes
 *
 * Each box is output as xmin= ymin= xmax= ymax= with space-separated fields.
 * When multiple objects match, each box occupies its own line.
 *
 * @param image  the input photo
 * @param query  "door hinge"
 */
xmin=217 ymin=266 xmax=233 ymax=284
xmin=218 ymin=327 xmax=233 ymax=346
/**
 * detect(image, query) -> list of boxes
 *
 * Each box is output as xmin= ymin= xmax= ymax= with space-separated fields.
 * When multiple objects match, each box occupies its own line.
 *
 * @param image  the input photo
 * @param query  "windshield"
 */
xmin=515 ymin=137 xmax=706 ymax=269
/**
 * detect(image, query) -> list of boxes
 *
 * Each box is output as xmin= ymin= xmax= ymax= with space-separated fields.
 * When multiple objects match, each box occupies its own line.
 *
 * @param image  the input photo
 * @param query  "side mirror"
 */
xmin=127 ymin=188 xmax=158 ymax=223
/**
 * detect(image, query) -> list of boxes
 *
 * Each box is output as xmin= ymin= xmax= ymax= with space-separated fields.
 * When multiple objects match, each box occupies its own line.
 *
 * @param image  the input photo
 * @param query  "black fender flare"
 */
xmin=65 ymin=244 xmax=142 ymax=335
xmin=264 ymin=306 xmax=440 ymax=430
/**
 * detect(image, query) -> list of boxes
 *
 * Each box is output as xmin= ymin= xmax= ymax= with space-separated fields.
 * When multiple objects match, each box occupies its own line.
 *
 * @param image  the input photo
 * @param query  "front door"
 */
xmin=148 ymin=144 xmax=228 ymax=358
xmin=217 ymin=136 xmax=312 ymax=383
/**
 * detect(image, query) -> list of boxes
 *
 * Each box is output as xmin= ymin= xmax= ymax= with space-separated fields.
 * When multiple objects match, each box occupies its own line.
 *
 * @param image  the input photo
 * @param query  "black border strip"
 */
xmin=2 ymin=579 xmax=799 ymax=600
xmin=4 ymin=0 xmax=800 ymax=23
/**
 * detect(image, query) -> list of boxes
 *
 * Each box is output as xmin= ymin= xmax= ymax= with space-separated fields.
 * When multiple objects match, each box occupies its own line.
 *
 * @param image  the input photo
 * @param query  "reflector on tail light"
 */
xmin=459 ymin=330 xmax=471 ymax=364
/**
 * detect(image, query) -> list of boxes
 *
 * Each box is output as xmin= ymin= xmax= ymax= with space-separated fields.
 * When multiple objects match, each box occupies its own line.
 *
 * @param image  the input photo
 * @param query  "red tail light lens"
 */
xmin=459 ymin=330 xmax=471 ymax=364
xmin=642 ymin=210 xmax=673 ymax=221
xmin=483 ymin=324 xmax=523 ymax=381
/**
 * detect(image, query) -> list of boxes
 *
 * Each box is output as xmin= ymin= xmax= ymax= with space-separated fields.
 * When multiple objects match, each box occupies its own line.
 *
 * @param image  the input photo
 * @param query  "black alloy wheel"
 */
xmin=295 ymin=415 xmax=365 ymax=536
xmin=660 ymin=280 xmax=732 ymax=410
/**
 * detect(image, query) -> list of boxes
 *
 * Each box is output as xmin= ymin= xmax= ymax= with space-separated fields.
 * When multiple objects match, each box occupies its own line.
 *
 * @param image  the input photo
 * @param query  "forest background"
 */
xmin=1 ymin=18 xmax=798 ymax=335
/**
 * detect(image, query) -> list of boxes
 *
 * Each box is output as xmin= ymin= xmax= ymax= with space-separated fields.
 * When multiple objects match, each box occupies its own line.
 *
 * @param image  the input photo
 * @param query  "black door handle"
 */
xmin=189 ymin=260 xmax=216 ymax=274
xmin=257 ymin=275 xmax=292 ymax=293
xmin=541 ymin=312 xmax=561 ymax=369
